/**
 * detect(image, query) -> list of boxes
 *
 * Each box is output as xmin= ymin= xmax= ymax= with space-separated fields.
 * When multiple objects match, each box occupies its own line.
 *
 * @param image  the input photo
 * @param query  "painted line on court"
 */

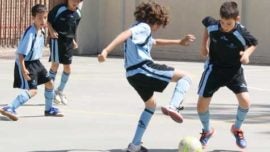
xmin=63 ymin=109 xmax=138 ymax=118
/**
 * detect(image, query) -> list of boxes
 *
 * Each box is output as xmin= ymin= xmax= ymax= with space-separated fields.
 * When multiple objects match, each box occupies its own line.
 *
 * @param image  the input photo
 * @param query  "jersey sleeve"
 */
xmin=202 ymin=16 xmax=218 ymax=27
xmin=241 ymin=27 xmax=258 ymax=47
xmin=48 ymin=4 xmax=63 ymax=24
xmin=130 ymin=23 xmax=151 ymax=45
xmin=17 ymin=32 xmax=35 ymax=56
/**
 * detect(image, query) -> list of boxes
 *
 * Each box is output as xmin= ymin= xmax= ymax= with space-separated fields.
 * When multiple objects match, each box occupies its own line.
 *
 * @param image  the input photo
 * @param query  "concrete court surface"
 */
xmin=0 ymin=54 xmax=270 ymax=152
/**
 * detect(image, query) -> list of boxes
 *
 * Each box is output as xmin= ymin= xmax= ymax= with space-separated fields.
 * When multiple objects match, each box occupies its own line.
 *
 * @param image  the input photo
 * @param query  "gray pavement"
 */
xmin=0 ymin=54 xmax=270 ymax=152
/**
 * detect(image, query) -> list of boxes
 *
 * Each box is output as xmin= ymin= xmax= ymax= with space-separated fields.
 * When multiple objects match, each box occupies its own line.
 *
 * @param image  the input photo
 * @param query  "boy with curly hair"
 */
xmin=98 ymin=2 xmax=195 ymax=151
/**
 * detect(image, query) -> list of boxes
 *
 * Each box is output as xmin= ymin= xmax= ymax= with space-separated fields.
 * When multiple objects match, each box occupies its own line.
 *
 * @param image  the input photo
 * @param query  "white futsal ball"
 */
xmin=178 ymin=136 xmax=203 ymax=152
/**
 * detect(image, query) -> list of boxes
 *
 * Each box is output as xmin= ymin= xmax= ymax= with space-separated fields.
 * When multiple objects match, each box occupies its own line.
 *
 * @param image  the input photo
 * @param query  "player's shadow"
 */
xmin=208 ymin=150 xmax=242 ymax=152
xmin=29 ymin=149 xmax=178 ymax=152
xmin=0 ymin=116 xmax=11 ymax=121
xmin=109 ymin=149 xmax=177 ymax=152
xmin=165 ymin=103 xmax=270 ymax=124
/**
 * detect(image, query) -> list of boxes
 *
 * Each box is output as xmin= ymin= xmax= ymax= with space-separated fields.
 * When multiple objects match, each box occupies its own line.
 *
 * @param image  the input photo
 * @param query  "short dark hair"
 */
xmin=31 ymin=4 xmax=47 ymax=16
xmin=134 ymin=1 xmax=169 ymax=27
xmin=220 ymin=1 xmax=239 ymax=19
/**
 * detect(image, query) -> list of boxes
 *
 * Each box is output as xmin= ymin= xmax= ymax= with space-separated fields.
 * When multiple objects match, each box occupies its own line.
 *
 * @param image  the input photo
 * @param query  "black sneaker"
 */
xmin=45 ymin=107 xmax=64 ymax=117
xmin=126 ymin=143 xmax=148 ymax=152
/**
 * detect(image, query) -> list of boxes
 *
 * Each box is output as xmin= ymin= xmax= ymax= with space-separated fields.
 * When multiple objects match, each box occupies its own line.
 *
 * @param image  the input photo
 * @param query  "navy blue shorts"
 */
xmin=198 ymin=64 xmax=248 ymax=97
xmin=13 ymin=60 xmax=51 ymax=89
xmin=49 ymin=37 xmax=74 ymax=65
xmin=127 ymin=62 xmax=174 ymax=102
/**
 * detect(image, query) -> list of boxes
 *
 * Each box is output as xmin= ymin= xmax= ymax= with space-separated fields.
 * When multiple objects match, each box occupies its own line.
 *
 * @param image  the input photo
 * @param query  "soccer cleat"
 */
xmin=126 ymin=143 xmax=148 ymax=152
xmin=0 ymin=106 xmax=18 ymax=121
xmin=161 ymin=106 xmax=184 ymax=123
xmin=231 ymin=125 xmax=247 ymax=149
xmin=199 ymin=128 xmax=215 ymax=148
xmin=54 ymin=90 xmax=68 ymax=105
xmin=44 ymin=107 xmax=64 ymax=117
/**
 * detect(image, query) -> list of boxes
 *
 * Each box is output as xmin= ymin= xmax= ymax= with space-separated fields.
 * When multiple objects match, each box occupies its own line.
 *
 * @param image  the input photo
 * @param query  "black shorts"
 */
xmin=127 ymin=62 xmax=174 ymax=102
xmin=49 ymin=37 xmax=73 ymax=65
xmin=198 ymin=64 xmax=248 ymax=97
xmin=13 ymin=60 xmax=51 ymax=89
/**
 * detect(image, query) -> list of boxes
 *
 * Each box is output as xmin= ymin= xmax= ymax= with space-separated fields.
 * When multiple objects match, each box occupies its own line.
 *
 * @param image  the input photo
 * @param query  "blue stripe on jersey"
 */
xmin=15 ymin=61 xmax=29 ymax=89
xmin=207 ymin=25 xmax=219 ymax=33
xmin=198 ymin=62 xmax=213 ymax=96
xmin=233 ymin=31 xmax=246 ymax=46
xmin=54 ymin=6 xmax=68 ymax=21
xmin=22 ymin=26 xmax=33 ymax=39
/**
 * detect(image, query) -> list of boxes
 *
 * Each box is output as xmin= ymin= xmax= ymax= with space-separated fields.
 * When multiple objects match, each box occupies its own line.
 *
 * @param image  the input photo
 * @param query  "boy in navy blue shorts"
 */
xmin=48 ymin=0 xmax=82 ymax=105
xmin=0 ymin=4 xmax=63 ymax=121
xmin=98 ymin=2 xmax=195 ymax=151
xmin=197 ymin=1 xmax=258 ymax=149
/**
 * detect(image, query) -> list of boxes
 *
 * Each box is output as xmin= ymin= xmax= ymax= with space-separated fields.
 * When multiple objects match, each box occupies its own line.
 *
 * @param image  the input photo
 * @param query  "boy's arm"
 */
xmin=18 ymin=54 xmax=31 ymax=80
xmin=155 ymin=34 xmax=195 ymax=46
xmin=98 ymin=29 xmax=132 ymax=62
xmin=47 ymin=22 xmax=58 ymax=39
xmin=200 ymin=28 xmax=209 ymax=58
xmin=240 ymin=45 xmax=256 ymax=64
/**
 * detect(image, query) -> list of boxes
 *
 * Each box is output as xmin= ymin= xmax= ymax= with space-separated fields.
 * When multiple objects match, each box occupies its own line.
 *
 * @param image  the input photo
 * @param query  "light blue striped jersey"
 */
xmin=124 ymin=22 xmax=156 ymax=77
xmin=16 ymin=25 xmax=45 ymax=61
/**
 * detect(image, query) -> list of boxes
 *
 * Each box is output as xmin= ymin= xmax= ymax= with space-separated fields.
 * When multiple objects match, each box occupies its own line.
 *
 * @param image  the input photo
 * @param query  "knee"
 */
xmin=197 ymin=97 xmax=210 ymax=113
xmin=51 ymin=63 xmax=59 ymax=71
xmin=145 ymin=97 xmax=157 ymax=109
xmin=63 ymin=65 xmax=71 ymax=73
xmin=45 ymin=81 xmax=54 ymax=89
xmin=28 ymin=89 xmax=37 ymax=97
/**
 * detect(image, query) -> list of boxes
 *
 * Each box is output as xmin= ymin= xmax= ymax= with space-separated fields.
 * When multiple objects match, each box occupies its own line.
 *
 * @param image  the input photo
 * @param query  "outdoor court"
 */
xmin=0 ymin=54 xmax=269 ymax=152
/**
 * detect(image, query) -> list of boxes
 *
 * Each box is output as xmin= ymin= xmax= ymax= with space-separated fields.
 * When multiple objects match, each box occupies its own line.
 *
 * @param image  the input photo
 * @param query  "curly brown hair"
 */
xmin=134 ymin=1 xmax=169 ymax=27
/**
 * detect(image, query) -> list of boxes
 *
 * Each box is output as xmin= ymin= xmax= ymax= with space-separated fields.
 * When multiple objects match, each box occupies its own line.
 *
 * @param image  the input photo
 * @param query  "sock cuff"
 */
xmin=49 ymin=69 xmax=57 ymax=75
xmin=198 ymin=110 xmax=209 ymax=115
xmin=62 ymin=71 xmax=70 ymax=76
xmin=238 ymin=106 xmax=249 ymax=112
xmin=144 ymin=108 xmax=155 ymax=114
xmin=180 ymin=75 xmax=192 ymax=85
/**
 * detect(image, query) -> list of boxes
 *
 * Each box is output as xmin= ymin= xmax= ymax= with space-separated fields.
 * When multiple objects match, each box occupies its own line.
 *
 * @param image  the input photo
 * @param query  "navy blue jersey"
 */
xmin=48 ymin=4 xmax=81 ymax=39
xmin=202 ymin=16 xmax=258 ymax=68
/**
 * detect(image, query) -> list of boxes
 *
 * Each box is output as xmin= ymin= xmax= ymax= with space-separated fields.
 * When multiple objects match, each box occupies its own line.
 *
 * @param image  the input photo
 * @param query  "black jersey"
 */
xmin=202 ymin=16 xmax=258 ymax=68
xmin=48 ymin=4 xmax=81 ymax=39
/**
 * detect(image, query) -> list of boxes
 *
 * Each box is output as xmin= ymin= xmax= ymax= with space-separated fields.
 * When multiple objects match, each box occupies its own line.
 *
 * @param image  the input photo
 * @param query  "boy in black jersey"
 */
xmin=197 ymin=1 xmax=257 ymax=149
xmin=48 ymin=0 xmax=82 ymax=105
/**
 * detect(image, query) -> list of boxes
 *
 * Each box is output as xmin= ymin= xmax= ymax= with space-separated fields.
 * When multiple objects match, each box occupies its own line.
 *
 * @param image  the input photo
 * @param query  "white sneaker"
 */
xmin=54 ymin=90 xmax=68 ymax=105
xmin=126 ymin=143 xmax=148 ymax=152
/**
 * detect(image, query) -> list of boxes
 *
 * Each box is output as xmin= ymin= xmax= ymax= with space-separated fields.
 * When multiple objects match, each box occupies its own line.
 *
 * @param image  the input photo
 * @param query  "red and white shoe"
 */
xmin=161 ymin=106 xmax=184 ymax=123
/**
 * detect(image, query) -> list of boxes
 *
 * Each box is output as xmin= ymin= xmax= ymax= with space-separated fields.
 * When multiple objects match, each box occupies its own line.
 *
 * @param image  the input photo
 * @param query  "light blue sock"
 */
xmin=49 ymin=69 xmax=57 ymax=81
xmin=57 ymin=72 xmax=70 ymax=91
xmin=8 ymin=90 xmax=31 ymax=110
xmin=44 ymin=88 xmax=54 ymax=111
xmin=132 ymin=108 xmax=155 ymax=145
xmin=170 ymin=76 xmax=192 ymax=108
xmin=235 ymin=106 xmax=249 ymax=129
xmin=198 ymin=111 xmax=210 ymax=132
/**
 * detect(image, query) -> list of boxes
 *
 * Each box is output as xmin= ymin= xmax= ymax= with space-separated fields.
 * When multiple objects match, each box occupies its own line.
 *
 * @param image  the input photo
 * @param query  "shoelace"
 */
xmin=176 ymin=106 xmax=184 ymax=112
xmin=235 ymin=130 xmax=244 ymax=139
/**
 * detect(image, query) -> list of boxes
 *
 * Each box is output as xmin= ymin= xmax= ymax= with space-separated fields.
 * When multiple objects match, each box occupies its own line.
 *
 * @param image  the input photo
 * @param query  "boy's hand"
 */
xmin=240 ymin=51 xmax=250 ymax=64
xmin=72 ymin=40 xmax=78 ymax=49
xmin=50 ymin=30 xmax=58 ymax=39
xmin=97 ymin=50 xmax=108 ymax=63
xmin=22 ymin=69 xmax=31 ymax=80
xmin=180 ymin=34 xmax=196 ymax=46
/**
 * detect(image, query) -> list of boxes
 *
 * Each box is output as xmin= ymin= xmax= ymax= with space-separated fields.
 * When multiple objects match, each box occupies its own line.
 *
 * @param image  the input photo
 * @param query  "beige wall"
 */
xmin=77 ymin=0 xmax=269 ymax=65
